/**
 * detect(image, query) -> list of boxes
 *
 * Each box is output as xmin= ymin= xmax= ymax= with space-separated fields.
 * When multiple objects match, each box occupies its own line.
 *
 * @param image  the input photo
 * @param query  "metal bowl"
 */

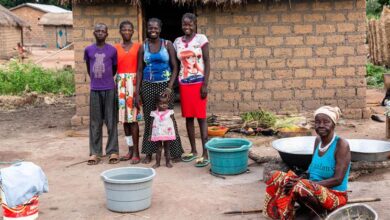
xmin=348 ymin=139 xmax=390 ymax=162
xmin=272 ymin=136 xmax=315 ymax=170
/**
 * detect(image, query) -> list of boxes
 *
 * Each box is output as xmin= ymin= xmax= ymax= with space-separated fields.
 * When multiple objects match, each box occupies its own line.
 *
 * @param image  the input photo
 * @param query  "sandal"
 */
xmin=120 ymin=152 xmax=132 ymax=161
xmin=108 ymin=153 xmax=120 ymax=164
xmin=195 ymin=157 xmax=210 ymax=168
xmin=130 ymin=157 xmax=140 ymax=164
xmin=181 ymin=153 xmax=197 ymax=162
xmin=87 ymin=155 xmax=101 ymax=165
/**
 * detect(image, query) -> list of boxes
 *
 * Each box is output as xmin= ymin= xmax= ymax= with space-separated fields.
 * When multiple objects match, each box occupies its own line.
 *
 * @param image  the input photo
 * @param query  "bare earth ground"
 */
xmin=0 ymin=90 xmax=389 ymax=220
xmin=0 ymin=50 xmax=389 ymax=219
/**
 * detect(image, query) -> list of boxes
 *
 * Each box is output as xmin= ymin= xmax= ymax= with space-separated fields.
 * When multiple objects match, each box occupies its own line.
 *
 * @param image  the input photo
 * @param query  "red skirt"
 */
xmin=179 ymin=83 xmax=207 ymax=118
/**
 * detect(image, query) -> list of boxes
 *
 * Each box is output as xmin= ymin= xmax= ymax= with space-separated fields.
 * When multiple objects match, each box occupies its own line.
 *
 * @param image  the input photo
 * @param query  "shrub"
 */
xmin=366 ymin=62 xmax=389 ymax=88
xmin=0 ymin=61 xmax=75 ymax=95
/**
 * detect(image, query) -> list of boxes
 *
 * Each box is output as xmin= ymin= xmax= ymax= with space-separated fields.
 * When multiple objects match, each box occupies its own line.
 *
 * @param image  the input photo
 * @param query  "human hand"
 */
xmin=161 ymin=87 xmax=172 ymax=99
xmin=200 ymin=84 xmax=208 ymax=99
xmin=283 ymin=176 xmax=300 ymax=194
xmin=133 ymin=94 xmax=140 ymax=109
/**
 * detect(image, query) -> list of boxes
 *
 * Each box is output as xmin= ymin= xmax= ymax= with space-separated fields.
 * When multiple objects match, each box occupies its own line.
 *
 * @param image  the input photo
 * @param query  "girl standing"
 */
xmin=173 ymin=13 xmax=210 ymax=167
xmin=114 ymin=20 xmax=141 ymax=164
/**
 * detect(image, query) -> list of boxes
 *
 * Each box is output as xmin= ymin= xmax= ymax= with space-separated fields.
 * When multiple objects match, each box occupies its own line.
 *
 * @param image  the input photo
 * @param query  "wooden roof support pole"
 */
xmin=137 ymin=4 xmax=143 ymax=42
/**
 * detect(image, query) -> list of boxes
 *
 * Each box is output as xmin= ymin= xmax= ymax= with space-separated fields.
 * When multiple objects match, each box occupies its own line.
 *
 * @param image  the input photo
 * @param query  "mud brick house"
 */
xmin=10 ymin=3 xmax=70 ymax=46
xmin=68 ymin=0 xmax=368 ymax=126
xmin=39 ymin=12 xmax=73 ymax=49
xmin=0 ymin=4 xmax=27 ymax=59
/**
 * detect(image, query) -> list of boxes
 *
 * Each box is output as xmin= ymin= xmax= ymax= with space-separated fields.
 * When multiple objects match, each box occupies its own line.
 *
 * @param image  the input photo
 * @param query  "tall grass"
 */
xmin=366 ymin=63 xmax=389 ymax=88
xmin=0 ymin=61 xmax=75 ymax=95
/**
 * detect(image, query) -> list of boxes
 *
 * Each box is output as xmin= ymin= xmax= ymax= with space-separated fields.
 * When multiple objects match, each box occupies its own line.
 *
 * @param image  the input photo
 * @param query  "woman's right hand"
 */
xmin=133 ymin=93 xmax=140 ymax=109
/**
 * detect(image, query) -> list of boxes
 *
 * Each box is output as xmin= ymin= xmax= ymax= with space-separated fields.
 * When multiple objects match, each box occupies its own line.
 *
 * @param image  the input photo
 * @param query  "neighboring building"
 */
xmin=68 ymin=0 xmax=368 ymax=126
xmin=10 ymin=3 xmax=70 ymax=46
xmin=0 ymin=4 xmax=27 ymax=59
xmin=39 ymin=12 xmax=73 ymax=49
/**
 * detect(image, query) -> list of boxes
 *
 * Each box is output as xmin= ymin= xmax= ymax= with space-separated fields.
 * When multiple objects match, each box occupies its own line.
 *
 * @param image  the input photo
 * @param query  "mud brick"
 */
xmin=223 ymin=71 xmax=241 ymax=80
xmin=267 ymin=59 xmax=286 ymax=68
xmin=293 ymin=25 xmax=313 ymax=34
xmin=348 ymin=56 xmax=366 ymax=65
xmin=211 ymin=82 xmax=229 ymax=91
xmin=213 ymin=38 xmax=229 ymax=47
xmin=284 ymin=79 xmax=304 ymax=89
xmin=265 ymin=37 xmax=283 ymax=46
xmin=249 ymin=26 xmax=269 ymax=35
xmin=326 ymin=78 xmax=345 ymax=88
xmin=222 ymin=49 xmax=241 ymax=58
xmin=286 ymin=36 xmax=304 ymax=45
xmin=238 ymin=81 xmax=256 ymax=90
xmin=274 ymin=48 xmax=293 ymax=57
xmin=216 ymin=16 xmax=231 ymax=25
xmin=271 ymin=26 xmax=291 ymax=35
xmin=315 ymin=47 xmax=334 ymax=56
xmin=294 ymin=47 xmax=312 ymax=57
xmin=317 ymin=24 xmax=336 ymax=34
xmin=71 ymin=115 xmax=82 ymax=127
xmin=275 ymin=69 xmax=294 ymax=79
xmin=254 ymin=70 xmax=272 ymax=79
xmin=304 ymin=14 xmax=324 ymax=22
xmin=336 ymin=67 xmax=355 ymax=76
xmin=281 ymin=14 xmax=302 ymax=23
xmin=336 ymin=88 xmax=356 ymax=98
xmin=273 ymin=90 xmax=293 ymax=100
xmin=315 ymin=68 xmax=334 ymax=77
xmin=260 ymin=14 xmax=279 ymax=23
xmin=295 ymin=90 xmax=313 ymax=99
xmin=306 ymin=79 xmax=324 ymax=88
xmin=233 ymin=15 xmax=253 ymax=24
xmin=337 ymin=23 xmax=356 ymax=32
xmin=238 ymin=38 xmax=256 ymax=46
xmin=254 ymin=48 xmax=272 ymax=57
xmin=253 ymin=90 xmax=272 ymax=100
xmin=264 ymin=80 xmax=283 ymax=89
xmin=223 ymin=92 xmax=242 ymax=101
xmin=327 ymin=57 xmax=345 ymax=66
xmin=343 ymin=108 xmax=363 ymax=119
xmin=325 ymin=13 xmax=346 ymax=22
xmin=326 ymin=35 xmax=345 ymax=44
xmin=315 ymin=89 xmax=336 ymax=98
xmin=306 ymin=36 xmax=324 ymax=45
xmin=223 ymin=27 xmax=243 ymax=35
xmin=307 ymin=58 xmax=325 ymax=67
xmin=303 ymin=100 xmax=321 ymax=109
xmin=313 ymin=1 xmax=333 ymax=11
xmin=287 ymin=58 xmax=306 ymax=68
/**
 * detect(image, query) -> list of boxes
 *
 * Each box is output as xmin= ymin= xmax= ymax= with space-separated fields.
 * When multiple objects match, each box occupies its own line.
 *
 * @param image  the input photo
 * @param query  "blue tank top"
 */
xmin=308 ymin=136 xmax=350 ymax=192
xmin=143 ymin=39 xmax=172 ymax=82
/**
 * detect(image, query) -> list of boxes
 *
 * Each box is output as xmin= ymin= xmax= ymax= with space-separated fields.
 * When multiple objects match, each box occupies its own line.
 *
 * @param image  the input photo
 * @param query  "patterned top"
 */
xmin=173 ymin=34 xmax=208 ymax=84
xmin=150 ymin=109 xmax=176 ymax=141
xmin=143 ymin=39 xmax=171 ymax=82
xmin=84 ymin=43 xmax=117 ymax=90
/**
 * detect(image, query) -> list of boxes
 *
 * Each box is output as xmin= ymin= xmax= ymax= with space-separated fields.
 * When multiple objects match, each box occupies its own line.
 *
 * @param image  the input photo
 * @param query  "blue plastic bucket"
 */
xmin=205 ymin=138 xmax=252 ymax=175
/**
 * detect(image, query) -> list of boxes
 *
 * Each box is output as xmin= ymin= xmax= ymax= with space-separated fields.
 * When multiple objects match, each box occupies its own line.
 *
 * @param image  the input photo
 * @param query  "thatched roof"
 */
xmin=39 ymin=12 xmax=73 ymax=26
xmin=0 ymin=4 xmax=27 ymax=27
xmin=62 ymin=0 xmax=247 ymax=6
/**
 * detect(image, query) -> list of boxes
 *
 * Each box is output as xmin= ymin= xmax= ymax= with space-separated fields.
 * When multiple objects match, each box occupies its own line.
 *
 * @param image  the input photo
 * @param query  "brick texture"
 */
xmin=0 ymin=26 xmax=22 ymax=59
xmin=72 ymin=0 xmax=367 ymax=124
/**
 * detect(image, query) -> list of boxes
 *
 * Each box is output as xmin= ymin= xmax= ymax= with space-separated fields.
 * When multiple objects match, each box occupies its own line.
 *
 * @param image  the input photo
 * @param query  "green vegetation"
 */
xmin=0 ymin=61 xmax=75 ymax=95
xmin=367 ymin=0 xmax=390 ymax=19
xmin=366 ymin=63 xmax=389 ymax=88
xmin=240 ymin=110 xmax=277 ymax=128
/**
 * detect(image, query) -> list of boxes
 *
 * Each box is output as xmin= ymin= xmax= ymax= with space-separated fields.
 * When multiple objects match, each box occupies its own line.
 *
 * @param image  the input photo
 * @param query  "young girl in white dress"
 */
xmin=150 ymin=94 xmax=176 ymax=168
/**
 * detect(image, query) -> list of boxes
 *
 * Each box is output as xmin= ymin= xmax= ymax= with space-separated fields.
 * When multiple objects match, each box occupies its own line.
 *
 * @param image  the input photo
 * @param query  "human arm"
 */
xmin=201 ymin=43 xmax=210 ymax=99
xmin=315 ymin=138 xmax=351 ymax=188
xmin=163 ymin=40 xmax=178 ymax=97
xmin=84 ymin=49 xmax=90 ymax=76
xmin=134 ymin=45 xmax=144 ymax=109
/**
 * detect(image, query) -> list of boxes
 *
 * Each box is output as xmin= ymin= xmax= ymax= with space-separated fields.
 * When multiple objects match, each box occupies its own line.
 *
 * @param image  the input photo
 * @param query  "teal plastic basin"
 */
xmin=205 ymin=138 xmax=252 ymax=175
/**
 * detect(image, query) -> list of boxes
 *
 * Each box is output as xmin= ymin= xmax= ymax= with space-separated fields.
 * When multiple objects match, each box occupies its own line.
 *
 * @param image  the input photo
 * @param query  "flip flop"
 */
xmin=87 ymin=155 xmax=101 ymax=165
xmin=108 ymin=153 xmax=120 ymax=164
xmin=130 ymin=157 xmax=140 ymax=164
xmin=120 ymin=153 xmax=132 ymax=161
xmin=195 ymin=157 xmax=210 ymax=168
xmin=181 ymin=153 xmax=197 ymax=162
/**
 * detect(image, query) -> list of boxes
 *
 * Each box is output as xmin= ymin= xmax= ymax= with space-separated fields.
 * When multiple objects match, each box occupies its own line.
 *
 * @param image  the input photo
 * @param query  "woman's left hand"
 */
xmin=161 ymin=87 xmax=172 ymax=99
xmin=201 ymin=84 xmax=208 ymax=99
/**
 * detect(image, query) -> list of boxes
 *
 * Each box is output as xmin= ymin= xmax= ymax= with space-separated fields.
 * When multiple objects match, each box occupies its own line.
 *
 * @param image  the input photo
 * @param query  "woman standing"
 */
xmin=135 ymin=18 xmax=184 ymax=164
xmin=114 ymin=20 xmax=141 ymax=164
xmin=173 ymin=13 xmax=210 ymax=167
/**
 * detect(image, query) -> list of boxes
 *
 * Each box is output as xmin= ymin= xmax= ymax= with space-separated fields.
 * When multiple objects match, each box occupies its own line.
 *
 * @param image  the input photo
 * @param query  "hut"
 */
xmin=0 ymin=4 xmax=27 ymax=59
xmin=67 ymin=0 xmax=368 ymax=126
xmin=10 ymin=3 xmax=70 ymax=46
xmin=39 ymin=12 xmax=73 ymax=49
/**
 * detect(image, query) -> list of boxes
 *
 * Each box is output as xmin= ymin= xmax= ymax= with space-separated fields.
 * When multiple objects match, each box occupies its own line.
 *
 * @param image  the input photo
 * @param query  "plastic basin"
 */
xmin=206 ymin=138 xmax=252 ymax=175
xmin=100 ymin=167 xmax=156 ymax=212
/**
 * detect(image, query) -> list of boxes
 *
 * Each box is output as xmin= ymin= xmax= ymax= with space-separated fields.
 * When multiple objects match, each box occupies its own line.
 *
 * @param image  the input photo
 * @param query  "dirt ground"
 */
xmin=0 ymin=88 xmax=389 ymax=220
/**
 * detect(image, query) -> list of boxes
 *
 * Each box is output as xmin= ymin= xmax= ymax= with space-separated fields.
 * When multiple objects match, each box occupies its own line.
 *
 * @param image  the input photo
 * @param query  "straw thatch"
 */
xmin=61 ymin=0 xmax=249 ymax=6
xmin=39 ymin=12 xmax=73 ymax=26
xmin=0 ymin=4 xmax=27 ymax=27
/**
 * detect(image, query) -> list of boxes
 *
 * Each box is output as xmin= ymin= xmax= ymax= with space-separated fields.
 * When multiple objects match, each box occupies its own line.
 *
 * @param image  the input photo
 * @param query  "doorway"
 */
xmin=142 ymin=0 xmax=195 ymax=42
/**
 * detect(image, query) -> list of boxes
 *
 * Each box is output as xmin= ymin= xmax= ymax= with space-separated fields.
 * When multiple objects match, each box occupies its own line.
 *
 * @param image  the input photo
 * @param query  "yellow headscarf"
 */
xmin=314 ymin=106 xmax=341 ymax=124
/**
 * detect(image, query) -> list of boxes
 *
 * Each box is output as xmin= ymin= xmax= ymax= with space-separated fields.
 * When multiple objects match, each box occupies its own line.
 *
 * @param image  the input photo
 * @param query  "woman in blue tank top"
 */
xmin=264 ymin=106 xmax=351 ymax=219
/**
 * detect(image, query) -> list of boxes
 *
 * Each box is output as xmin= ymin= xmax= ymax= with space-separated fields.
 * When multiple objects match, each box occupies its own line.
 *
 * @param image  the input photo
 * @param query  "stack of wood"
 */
xmin=207 ymin=114 xmax=243 ymax=129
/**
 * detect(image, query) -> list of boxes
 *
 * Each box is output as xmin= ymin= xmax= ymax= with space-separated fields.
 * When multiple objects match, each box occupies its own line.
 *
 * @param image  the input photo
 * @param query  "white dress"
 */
xmin=150 ymin=110 xmax=176 ymax=142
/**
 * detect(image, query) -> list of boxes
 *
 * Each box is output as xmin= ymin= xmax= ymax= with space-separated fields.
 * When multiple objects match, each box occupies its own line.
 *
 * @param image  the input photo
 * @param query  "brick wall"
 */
xmin=198 ymin=0 xmax=368 ymax=119
xmin=11 ymin=7 xmax=46 ymax=45
xmin=42 ymin=26 xmax=73 ymax=48
xmin=0 ymin=26 xmax=22 ymax=59
xmin=72 ymin=4 xmax=139 ymax=126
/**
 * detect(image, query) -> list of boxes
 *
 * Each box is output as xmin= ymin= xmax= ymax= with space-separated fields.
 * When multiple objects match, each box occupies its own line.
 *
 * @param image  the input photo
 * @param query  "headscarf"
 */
xmin=314 ymin=106 xmax=341 ymax=124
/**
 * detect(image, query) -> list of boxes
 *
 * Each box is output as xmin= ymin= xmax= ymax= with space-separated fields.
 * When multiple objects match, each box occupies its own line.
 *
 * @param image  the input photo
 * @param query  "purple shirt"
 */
xmin=84 ymin=44 xmax=117 ymax=90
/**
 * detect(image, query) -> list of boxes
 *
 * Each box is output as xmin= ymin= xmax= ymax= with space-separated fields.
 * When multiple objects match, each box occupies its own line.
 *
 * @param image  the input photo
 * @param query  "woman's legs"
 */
xmin=186 ymin=117 xmax=197 ymax=155
xmin=197 ymin=118 xmax=208 ymax=159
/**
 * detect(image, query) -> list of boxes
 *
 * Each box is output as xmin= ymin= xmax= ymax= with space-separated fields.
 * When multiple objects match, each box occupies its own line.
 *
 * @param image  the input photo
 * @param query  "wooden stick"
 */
xmin=65 ymin=160 xmax=88 ymax=168
xmin=347 ymin=198 xmax=381 ymax=204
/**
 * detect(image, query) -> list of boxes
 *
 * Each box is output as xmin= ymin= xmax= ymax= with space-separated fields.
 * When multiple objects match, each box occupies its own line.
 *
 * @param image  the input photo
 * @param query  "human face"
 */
xmin=157 ymin=99 xmax=168 ymax=111
xmin=182 ymin=17 xmax=196 ymax=36
xmin=147 ymin=21 xmax=160 ymax=39
xmin=94 ymin=25 xmax=108 ymax=42
xmin=314 ymin=114 xmax=335 ymax=137
xmin=120 ymin=24 xmax=133 ymax=41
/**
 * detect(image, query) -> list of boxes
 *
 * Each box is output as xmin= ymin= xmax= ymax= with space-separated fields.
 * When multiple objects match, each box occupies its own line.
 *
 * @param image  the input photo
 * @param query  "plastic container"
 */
xmin=205 ymin=138 xmax=252 ymax=175
xmin=207 ymin=126 xmax=229 ymax=137
xmin=1 ymin=191 xmax=38 ymax=220
xmin=100 ymin=167 xmax=156 ymax=213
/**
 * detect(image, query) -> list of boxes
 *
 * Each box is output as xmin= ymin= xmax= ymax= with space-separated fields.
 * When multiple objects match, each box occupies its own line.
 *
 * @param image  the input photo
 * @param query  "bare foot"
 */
xmin=152 ymin=163 xmax=160 ymax=169
xmin=166 ymin=162 xmax=173 ymax=168
xmin=142 ymin=154 xmax=152 ymax=164
xmin=172 ymin=157 xmax=181 ymax=163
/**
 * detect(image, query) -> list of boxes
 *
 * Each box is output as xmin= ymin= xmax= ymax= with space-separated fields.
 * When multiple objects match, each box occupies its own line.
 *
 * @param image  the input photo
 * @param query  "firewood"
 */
xmin=351 ymin=160 xmax=390 ymax=171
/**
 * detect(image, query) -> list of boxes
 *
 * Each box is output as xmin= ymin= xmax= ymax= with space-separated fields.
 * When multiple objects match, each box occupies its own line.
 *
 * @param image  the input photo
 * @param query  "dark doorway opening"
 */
xmin=142 ymin=0 xmax=195 ymax=42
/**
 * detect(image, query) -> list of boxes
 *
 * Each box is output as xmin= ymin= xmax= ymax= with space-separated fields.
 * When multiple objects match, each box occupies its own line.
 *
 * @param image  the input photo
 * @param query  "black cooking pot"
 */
xmin=272 ymin=136 xmax=315 ymax=171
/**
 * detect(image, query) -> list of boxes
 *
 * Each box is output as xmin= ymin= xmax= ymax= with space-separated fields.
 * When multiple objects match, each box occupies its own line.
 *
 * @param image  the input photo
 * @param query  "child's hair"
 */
xmin=119 ymin=20 xmax=134 ymax=30
xmin=155 ymin=93 xmax=168 ymax=105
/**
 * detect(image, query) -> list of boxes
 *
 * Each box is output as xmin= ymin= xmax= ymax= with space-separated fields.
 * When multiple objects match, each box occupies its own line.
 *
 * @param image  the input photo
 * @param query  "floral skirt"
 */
xmin=116 ymin=73 xmax=139 ymax=123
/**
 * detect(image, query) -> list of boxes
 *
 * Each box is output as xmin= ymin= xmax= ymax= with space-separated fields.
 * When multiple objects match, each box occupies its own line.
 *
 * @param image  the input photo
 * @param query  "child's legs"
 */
xmin=163 ymin=141 xmax=171 ymax=161
xmin=89 ymin=91 xmax=104 ymax=156
xmin=155 ymin=141 xmax=163 ymax=165
xmin=103 ymin=89 xmax=119 ymax=156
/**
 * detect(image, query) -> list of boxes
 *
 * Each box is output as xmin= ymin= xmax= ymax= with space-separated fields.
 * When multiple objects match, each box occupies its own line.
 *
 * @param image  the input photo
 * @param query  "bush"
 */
xmin=366 ymin=63 xmax=389 ymax=88
xmin=0 ymin=61 xmax=75 ymax=95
